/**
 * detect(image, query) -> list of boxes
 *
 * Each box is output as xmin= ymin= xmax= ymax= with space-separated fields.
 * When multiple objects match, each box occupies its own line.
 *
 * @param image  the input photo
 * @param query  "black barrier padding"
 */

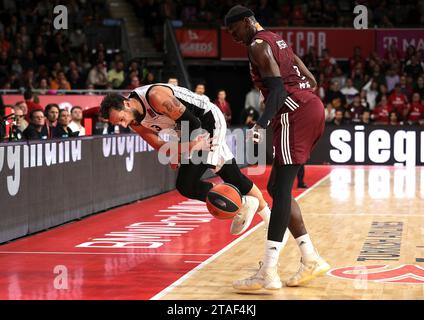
xmin=0 ymin=135 xmax=179 ymax=244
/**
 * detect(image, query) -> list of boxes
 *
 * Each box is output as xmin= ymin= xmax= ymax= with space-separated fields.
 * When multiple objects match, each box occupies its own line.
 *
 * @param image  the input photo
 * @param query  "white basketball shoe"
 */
xmin=233 ymin=261 xmax=282 ymax=291
xmin=230 ymin=195 xmax=259 ymax=235
xmin=285 ymin=255 xmax=331 ymax=287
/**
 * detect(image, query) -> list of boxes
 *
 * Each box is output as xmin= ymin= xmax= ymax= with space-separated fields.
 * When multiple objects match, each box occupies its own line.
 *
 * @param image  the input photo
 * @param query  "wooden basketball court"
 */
xmin=155 ymin=166 xmax=424 ymax=300
xmin=1 ymin=165 xmax=423 ymax=300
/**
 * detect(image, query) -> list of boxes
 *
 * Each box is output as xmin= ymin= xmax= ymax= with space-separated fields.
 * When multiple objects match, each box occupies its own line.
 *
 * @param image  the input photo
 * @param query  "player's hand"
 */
xmin=190 ymin=132 xmax=213 ymax=152
xmin=246 ymin=124 xmax=264 ymax=144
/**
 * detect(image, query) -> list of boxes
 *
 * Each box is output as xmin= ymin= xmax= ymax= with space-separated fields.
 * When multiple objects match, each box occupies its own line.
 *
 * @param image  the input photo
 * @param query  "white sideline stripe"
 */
xmin=0 ymin=251 xmax=213 ymax=256
xmin=150 ymin=171 xmax=332 ymax=300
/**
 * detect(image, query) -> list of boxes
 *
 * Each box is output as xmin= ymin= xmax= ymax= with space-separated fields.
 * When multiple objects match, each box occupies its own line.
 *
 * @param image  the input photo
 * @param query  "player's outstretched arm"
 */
xmin=249 ymin=41 xmax=288 ymax=129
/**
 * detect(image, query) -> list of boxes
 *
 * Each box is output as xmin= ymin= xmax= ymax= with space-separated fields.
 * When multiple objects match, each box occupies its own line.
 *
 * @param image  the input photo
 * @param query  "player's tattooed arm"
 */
xmin=148 ymin=85 xmax=186 ymax=120
xmin=294 ymin=54 xmax=317 ymax=88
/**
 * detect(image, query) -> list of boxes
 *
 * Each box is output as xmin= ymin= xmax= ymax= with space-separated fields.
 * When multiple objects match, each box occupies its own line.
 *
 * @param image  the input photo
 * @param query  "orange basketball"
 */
xmin=206 ymin=183 xmax=242 ymax=219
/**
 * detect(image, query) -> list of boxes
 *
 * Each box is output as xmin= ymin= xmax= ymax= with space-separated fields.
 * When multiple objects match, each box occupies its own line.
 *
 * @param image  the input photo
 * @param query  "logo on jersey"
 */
xmin=328 ymin=265 xmax=424 ymax=284
xmin=276 ymin=40 xmax=287 ymax=49
xmin=150 ymin=125 xmax=162 ymax=132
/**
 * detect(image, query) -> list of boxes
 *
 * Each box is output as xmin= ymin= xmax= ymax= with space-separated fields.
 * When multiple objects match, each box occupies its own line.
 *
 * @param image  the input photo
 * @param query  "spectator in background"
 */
xmin=388 ymin=84 xmax=409 ymax=120
xmin=13 ymin=104 xmax=29 ymax=132
xmin=404 ymin=55 xmax=424 ymax=80
xmin=10 ymin=106 xmax=27 ymax=140
xmin=244 ymin=86 xmax=262 ymax=115
xmin=319 ymin=48 xmax=337 ymax=73
xmin=349 ymin=46 xmax=365 ymax=73
xmin=214 ymin=89 xmax=232 ymax=126
xmin=87 ymin=60 xmax=108 ymax=89
xmin=407 ymin=92 xmax=423 ymax=125
xmin=108 ymin=61 xmax=125 ymax=89
xmin=14 ymin=101 xmax=28 ymax=120
xmin=44 ymin=103 xmax=60 ymax=137
xmin=330 ymin=109 xmax=345 ymax=126
xmin=24 ymin=89 xmax=43 ymax=114
xmin=68 ymin=69 xmax=84 ymax=89
xmin=389 ymin=111 xmax=400 ymax=125
xmin=167 ymin=77 xmax=179 ymax=86
xmin=414 ymin=76 xmax=424 ymax=99
xmin=372 ymin=95 xmax=392 ymax=124
xmin=68 ymin=106 xmax=86 ymax=136
xmin=362 ymin=79 xmax=379 ymax=110
xmin=399 ymin=75 xmax=414 ymax=99
xmin=326 ymin=80 xmax=346 ymax=110
xmin=37 ymin=78 xmax=49 ymax=95
xmin=351 ymin=62 xmax=366 ymax=90
xmin=341 ymin=78 xmax=359 ymax=105
xmin=52 ymin=109 xmax=75 ymax=138
xmin=360 ymin=109 xmax=372 ymax=125
xmin=370 ymin=64 xmax=386 ymax=87
xmin=144 ymin=72 xmax=156 ymax=86
xmin=359 ymin=90 xmax=371 ymax=110
xmin=126 ymin=76 xmax=140 ymax=90
xmin=194 ymin=83 xmax=206 ymax=96
xmin=50 ymin=71 xmax=71 ymax=90
xmin=385 ymin=68 xmax=400 ymax=93
xmin=331 ymin=67 xmax=347 ymax=89
xmin=349 ymin=94 xmax=366 ymax=123
xmin=23 ymin=109 xmax=48 ymax=140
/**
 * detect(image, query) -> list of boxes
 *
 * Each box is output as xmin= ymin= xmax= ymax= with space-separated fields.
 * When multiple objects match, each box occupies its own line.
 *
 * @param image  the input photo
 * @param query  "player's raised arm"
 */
xmin=249 ymin=41 xmax=288 ymax=128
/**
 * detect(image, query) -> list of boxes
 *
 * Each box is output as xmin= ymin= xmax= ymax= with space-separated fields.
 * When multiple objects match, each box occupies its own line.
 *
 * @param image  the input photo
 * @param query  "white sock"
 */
xmin=263 ymin=240 xmax=283 ymax=268
xmin=257 ymin=205 xmax=270 ymax=226
xmin=296 ymin=234 xmax=319 ymax=262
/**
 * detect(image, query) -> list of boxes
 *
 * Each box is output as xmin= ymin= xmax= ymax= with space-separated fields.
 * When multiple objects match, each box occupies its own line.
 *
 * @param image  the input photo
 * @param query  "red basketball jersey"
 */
xmin=249 ymin=30 xmax=314 ymax=101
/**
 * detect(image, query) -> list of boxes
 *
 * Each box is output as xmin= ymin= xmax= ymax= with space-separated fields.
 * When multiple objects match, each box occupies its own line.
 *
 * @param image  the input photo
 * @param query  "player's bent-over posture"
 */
xmin=100 ymin=83 xmax=270 ymax=236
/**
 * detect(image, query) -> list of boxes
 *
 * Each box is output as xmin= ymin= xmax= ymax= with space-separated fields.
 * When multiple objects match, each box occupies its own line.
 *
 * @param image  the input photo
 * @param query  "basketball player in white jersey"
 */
xmin=99 ymin=83 xmax=270 ymax=236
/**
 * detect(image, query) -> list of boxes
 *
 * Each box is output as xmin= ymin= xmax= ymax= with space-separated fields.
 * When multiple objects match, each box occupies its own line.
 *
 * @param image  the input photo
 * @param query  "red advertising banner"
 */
xmin=221 ymin=28 xmax=375 ymax=60
xmin=3 ymin=95 xmax=104 ymax=110
xmin=175 ymin=28 xmax=218 ymax=58
xmin=376 ymin=29 xmax=424 ymax=59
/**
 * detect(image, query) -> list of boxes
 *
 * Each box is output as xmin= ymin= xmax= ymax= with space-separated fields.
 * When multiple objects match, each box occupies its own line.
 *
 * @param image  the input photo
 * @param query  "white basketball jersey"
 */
xmin=129 ymin=84 xmax=214 ymax=134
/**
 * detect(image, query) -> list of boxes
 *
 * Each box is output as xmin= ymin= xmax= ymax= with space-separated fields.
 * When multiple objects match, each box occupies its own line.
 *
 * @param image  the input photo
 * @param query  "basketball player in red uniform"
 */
xmin=225 ymin=5 xmax=330 ymax=290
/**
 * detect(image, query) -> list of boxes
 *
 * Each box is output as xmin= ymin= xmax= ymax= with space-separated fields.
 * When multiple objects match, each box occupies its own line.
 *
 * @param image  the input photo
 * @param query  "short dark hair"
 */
xmin=100 ymin=93 xmax=126 ymax=119
xmin=44 ymin=103 xmax=60 ymax=116
xmin=71 ymin=105 xmax=82 ymax=113
xmin=24 ymin=89 xmax=33 ymax=100
xmin=30 ymin=108 xmax=44 ymax=120
xmin=224 ymin=5 xmax=254 ymax=26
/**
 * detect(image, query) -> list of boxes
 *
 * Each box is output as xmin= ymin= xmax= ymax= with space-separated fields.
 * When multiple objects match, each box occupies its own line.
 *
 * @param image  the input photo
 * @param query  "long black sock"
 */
xmin=267 ymin=164 xmax=300 ymax=242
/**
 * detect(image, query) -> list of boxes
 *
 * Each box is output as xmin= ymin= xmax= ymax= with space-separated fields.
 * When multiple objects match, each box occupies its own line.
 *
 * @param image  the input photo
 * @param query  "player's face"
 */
xmin=109 ymin=104 xmax=134 ymax=128
xmin=227 ymin=20 xmax=249 ymax=45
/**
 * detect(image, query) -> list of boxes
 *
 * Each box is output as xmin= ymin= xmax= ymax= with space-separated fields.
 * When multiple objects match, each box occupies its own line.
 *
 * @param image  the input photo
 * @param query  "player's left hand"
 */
xmin=190 ymin=132 xmax=213 ymax=152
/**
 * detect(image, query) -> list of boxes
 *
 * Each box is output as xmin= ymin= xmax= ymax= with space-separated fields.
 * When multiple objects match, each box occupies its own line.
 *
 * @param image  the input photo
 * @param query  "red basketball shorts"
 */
xmin=271 ymin=92 xmax=325 ymax=165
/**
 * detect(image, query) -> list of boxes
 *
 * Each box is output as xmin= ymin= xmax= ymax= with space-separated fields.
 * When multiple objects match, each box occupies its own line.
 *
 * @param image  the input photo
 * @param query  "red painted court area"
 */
xmin=0 ymin=165 xmax=330 ymax=300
